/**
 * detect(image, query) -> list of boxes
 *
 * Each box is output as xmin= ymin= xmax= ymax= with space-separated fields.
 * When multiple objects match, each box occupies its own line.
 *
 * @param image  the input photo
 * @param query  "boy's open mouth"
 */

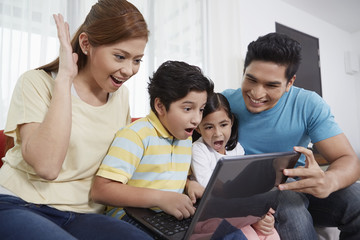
xmin=185 ymin=128 xmax=194 ymax=134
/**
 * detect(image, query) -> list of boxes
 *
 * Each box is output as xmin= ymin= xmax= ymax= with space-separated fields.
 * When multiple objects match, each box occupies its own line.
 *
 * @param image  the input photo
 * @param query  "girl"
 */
xmin=0 ymin=0 xmax=151 ymax=239
xmin=192 ymin=92 xmax=280 ymax=240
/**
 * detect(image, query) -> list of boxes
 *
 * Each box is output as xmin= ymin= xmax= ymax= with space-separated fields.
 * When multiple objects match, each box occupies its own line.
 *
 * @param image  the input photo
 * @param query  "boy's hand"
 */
xmin=251 ymin=208 xmax=276 ymax=236
xmin=185 ymin=179 xmax=205 ymax=204
xmin=158 ymin=191 xmax=196 ymax=220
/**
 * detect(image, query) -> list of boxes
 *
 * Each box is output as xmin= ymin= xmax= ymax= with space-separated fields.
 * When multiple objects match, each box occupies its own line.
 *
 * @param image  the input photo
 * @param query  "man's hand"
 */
xmin=278 ymin=146 xmax=331 ymax=198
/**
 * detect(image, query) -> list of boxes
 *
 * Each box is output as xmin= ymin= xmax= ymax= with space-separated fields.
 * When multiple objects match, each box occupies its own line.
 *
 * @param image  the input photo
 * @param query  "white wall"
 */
xmin=208 ymin=0 xmax=360 ymax=157
xmin=351 ymin=32 xmax=360 ymax=158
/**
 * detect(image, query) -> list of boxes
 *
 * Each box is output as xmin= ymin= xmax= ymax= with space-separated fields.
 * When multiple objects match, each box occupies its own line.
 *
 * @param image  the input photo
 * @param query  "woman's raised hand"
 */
xmin=53 ymin=14 xmax=78 ymax=82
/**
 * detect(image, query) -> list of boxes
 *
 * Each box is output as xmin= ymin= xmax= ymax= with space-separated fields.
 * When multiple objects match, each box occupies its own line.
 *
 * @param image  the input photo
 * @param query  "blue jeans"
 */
xmin=274 ymin=182 xmax=360 ymax=240
xmin=0 ymin=194 xmax=153 ymax=240
xmin=123 ymin=213 xmax=247 ymax=240
xmin=122 ymin=214 xmax=159 ymax=239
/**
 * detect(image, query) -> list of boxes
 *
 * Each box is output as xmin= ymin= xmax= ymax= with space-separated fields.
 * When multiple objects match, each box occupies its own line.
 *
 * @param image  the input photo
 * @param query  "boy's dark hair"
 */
xmin=193 ymin=93 xmax=238 ymax=150
xmin=148 ymin=61 xmax=214 ymax=113
xmin=244 ymin=32 xmax=302 ymax=82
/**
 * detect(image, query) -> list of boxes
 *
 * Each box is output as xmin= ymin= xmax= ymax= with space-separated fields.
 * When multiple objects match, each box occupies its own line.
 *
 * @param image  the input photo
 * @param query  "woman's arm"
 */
xmin=20 ymin=14 xmax=78 ymax=180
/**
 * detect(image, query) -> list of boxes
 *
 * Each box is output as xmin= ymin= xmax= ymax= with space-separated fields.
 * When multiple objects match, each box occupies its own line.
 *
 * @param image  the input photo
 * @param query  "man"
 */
xmin=223 ymin=32 xmax=360 ymax=239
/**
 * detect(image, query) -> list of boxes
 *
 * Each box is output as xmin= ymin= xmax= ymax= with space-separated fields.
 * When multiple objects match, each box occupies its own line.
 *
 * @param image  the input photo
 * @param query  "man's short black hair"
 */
xmin=244 ymin=32 xmax=302 ymax=81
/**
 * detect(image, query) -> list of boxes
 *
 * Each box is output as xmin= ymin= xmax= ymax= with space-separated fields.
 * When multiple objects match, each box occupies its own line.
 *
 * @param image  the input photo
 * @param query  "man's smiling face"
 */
xmin=241 ymin=60 xmax=295 ymax=113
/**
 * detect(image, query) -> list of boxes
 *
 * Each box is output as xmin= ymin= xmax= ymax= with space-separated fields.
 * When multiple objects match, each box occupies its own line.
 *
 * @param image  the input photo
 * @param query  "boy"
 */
xmin=91 ymin=61 xmax=214 ymax=222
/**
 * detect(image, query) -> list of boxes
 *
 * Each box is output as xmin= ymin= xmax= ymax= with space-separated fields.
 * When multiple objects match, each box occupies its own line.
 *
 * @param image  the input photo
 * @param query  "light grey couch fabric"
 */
xmin=316 ymin=227 xmax=340 ymax=240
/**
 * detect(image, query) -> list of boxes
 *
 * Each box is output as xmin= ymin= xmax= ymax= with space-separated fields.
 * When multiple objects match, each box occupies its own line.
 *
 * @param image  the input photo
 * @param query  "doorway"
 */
xmin=276 ymin=23 xmax=322 ymax=96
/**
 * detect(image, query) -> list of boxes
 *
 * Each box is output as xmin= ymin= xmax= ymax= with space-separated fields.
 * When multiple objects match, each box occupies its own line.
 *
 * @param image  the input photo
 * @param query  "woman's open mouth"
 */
xmin=111 ymin=75 xmax=125 ymax=86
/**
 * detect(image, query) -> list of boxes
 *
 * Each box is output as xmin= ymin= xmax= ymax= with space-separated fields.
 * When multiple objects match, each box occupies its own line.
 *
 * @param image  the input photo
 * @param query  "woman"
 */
xmin=0 ymin=0 xmax=152 ymax=239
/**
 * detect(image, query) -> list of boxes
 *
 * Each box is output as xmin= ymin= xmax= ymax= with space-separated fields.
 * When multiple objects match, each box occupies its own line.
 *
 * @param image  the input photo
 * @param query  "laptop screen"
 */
xmin=186 ymin=151 xmax=300 ymax=239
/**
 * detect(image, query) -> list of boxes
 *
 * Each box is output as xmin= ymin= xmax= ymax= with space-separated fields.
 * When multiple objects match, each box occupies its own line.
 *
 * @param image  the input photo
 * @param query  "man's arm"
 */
xmin=279 ymin=133 xmax=360 ymax=198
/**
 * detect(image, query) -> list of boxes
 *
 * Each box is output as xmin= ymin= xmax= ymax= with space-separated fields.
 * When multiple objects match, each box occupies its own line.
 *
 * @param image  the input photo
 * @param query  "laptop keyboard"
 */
xmin=143 ymin=212 xmax=192 ymax=236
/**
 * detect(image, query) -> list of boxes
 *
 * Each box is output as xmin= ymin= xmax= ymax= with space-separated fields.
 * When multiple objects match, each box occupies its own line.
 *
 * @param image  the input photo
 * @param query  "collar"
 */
xmin=146 ymin=111 xmax=173 ymax=139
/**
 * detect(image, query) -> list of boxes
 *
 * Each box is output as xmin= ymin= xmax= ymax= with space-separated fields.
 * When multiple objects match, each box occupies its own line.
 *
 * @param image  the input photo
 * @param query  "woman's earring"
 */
xmin=84 ymin=51 xmax=88 ymax=55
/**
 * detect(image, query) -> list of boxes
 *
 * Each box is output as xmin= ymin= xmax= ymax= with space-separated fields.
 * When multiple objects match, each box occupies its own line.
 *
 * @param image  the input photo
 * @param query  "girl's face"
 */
xmin=87 ymin=37 xmax=147 ymax=93
xmin=197 ymin=108 xmax=232 ymax=155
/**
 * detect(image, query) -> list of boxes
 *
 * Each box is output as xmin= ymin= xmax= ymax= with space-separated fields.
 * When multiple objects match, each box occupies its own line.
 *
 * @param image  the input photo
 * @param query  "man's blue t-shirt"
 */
xmin=222 ymin=86 xmax=342 ymax=166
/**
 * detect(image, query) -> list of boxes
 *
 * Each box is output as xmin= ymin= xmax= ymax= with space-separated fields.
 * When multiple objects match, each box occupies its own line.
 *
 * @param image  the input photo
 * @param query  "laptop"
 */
xmin=125 ymin=151 xmax=300 ymax=240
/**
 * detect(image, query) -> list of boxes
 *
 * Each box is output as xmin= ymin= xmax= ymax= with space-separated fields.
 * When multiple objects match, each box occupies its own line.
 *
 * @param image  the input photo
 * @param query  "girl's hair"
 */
xmin=39 ymin=0 xmax=149 ymax=72
xmin=195 ymin=93 xmax=239 ymax=151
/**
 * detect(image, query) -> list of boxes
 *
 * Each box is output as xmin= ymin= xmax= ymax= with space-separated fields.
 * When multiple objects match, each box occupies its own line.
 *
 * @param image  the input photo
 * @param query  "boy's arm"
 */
xmin=185 ymin=178 xmax=205 ymax=204
xmin=91 ymin=175 xmax=196 ymax=220
xmin=91 ymin=125 xmax=196 ymax=219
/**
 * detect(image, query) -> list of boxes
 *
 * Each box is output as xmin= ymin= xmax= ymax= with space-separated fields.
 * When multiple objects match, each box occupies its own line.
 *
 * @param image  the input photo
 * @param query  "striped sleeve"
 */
xmin=96 ymin=127 xmax=144 ymax=184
